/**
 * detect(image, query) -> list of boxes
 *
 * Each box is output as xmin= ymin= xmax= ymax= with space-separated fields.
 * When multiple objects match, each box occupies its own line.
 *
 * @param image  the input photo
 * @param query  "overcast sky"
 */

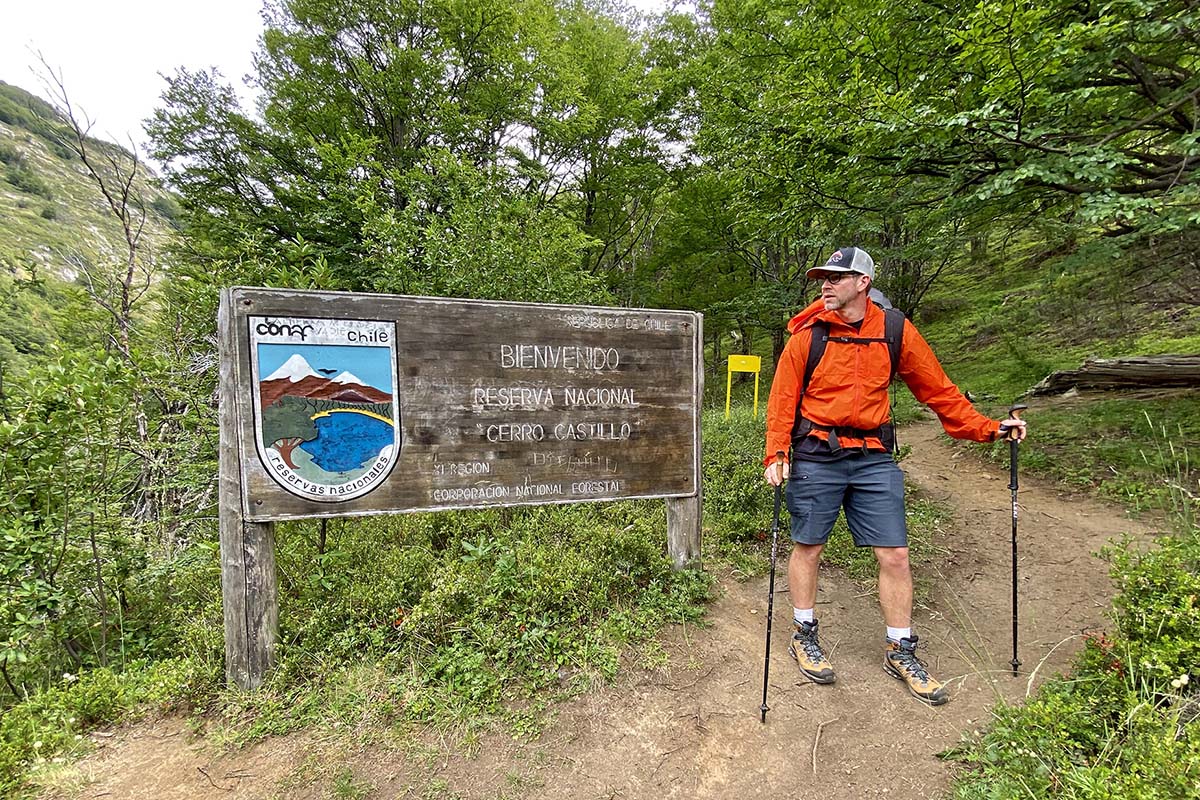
xmin=1 ymin=1 xmax=263 ymax=148
xmin=1 ymin=0 xmax=670 ymax=153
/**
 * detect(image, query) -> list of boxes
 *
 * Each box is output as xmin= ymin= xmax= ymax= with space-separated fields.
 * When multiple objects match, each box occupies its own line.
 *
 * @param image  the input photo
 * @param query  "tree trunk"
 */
xmin=1030 ymin=355 xmax=1200 ymax=394
xmin=273 ymin=438 xmax=303 ymax=469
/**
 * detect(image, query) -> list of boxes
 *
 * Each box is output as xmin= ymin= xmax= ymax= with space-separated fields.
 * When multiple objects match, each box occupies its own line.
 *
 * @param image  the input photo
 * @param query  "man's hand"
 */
xmin=763 ymin=456 xmax=789 ymax=486
xmin=998 ymin=417 xmax=1028 ymax=442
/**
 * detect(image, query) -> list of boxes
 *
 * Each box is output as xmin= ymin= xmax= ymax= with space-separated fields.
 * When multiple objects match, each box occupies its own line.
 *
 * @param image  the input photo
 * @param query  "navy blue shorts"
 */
xmin=784 ymin=452 xmax=907 ymax=548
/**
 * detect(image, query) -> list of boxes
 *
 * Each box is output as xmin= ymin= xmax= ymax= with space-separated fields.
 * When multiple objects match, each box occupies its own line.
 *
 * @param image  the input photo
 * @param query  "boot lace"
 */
xmin=892 ymin=645 xmax=931 ymax=682
xmin=796 ymin=629 xmax=828 ymax=663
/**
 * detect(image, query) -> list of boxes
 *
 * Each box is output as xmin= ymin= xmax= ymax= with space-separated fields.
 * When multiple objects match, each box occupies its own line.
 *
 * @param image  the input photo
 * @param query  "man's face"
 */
xmin=813 ymin=271 xmax=867 ymax=311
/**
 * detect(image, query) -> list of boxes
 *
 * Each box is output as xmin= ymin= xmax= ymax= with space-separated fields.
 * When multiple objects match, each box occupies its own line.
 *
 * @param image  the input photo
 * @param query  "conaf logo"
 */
xmin=256 ymin=319 xmax=314 ymax=340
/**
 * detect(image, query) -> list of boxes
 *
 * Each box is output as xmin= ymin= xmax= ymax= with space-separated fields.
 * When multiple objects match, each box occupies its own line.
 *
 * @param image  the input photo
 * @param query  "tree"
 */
xmin=148 ymin=0 xmax=606 ymax=304
xmin=515 ymin=1 xmax=686 ymax=294
xmin=260 ymin=397 xmax=319 ymax=468
xmin=697 ymin=0 xmax=1200 ymax=276
xmin=691 ymin=1 xmax=981 ymax=324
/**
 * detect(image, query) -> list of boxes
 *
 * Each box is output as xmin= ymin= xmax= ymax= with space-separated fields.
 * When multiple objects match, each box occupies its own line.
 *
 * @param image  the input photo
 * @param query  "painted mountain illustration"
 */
xmin=259 ymin=354 xmax=391 ymax=407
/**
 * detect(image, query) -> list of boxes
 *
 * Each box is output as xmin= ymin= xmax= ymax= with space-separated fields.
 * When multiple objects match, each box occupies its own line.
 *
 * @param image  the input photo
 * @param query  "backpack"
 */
xmin=802 ymin=301 xmax=905 ymax=393
xmin=795 ymin=294 xmax=906 ymax=454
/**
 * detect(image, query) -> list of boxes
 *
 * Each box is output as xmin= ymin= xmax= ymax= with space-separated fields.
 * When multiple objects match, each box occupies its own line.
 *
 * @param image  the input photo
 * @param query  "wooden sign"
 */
xmin=217 ymin=287 xmax=704 ymax=688
xmin=226 ymin=287 xmax=702 ymax=521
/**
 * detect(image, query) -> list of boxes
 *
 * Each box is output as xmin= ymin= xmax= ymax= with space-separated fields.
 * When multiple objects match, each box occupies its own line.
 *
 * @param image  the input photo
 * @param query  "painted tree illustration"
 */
xmin=261 ymin=398 xmax=318 ymax=468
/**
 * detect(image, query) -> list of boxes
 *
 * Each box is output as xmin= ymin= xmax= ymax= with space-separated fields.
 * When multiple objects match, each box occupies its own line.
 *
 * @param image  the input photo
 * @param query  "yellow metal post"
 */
xmin=725 ymin=367 xmax=733 ymax=419
xmin=725 ymin=354 xmax=763 ymax=419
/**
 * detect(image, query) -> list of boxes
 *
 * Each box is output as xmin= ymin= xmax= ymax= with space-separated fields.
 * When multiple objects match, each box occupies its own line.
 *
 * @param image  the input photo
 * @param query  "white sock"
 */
xmin=886 ymin=626 xmax=911 ymax=642
xmin=794 ymin=608 xmax=814 ymax=624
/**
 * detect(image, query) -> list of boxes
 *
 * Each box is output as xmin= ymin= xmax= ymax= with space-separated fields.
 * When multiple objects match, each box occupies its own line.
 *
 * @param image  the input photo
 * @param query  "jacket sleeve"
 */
xmin=897 ymin=320 xmax=1003 ymax=443
xmin=763 ymin=333 xmax=807 ymax=465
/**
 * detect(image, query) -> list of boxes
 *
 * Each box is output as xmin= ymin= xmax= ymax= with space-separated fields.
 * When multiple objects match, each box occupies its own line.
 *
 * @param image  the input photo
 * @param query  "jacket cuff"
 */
xmin=763 ymin=450 xmax=789 ymax=467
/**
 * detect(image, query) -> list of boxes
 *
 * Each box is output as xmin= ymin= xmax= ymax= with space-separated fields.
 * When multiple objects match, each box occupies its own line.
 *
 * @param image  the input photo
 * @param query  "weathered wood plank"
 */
xmin=218 ymin=290 xmax=278 ymax=689
xmin=666 ymin=313 xmax=704 ymax=569
xmin=1030 ymin=354 xmax=1200 ymax=395
xmin=230 ymin=289 xmax=703 ymax=522
xmin=666 ymin=495 xmax=702 ymax=568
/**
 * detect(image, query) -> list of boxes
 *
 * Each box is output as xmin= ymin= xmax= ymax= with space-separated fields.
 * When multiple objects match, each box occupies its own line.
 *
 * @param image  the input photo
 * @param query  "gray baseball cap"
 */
xmin=806 ymin=247 xmax=875 ymax=280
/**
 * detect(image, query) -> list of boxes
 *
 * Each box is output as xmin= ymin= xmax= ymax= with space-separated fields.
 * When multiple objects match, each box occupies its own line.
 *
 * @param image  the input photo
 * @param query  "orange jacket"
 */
xmin=764 ymin=299 xmax=1003 ymax=464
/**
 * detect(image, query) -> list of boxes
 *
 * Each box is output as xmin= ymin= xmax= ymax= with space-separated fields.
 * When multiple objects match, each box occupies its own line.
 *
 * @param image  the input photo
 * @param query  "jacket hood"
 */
xmin=786 ymin=298 xmax=827 ymax=334
xmin=786 ymin=297 xmax=884 ymax=334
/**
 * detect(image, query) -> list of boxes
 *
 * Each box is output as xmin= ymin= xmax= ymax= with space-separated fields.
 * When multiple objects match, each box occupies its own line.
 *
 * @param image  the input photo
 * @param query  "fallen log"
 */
xmin=1030 ymin=354 xmax=1200 ymax=395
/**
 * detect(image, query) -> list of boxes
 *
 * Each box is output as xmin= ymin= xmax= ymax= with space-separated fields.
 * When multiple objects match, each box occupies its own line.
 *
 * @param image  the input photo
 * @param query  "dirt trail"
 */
xmin=45 ymin=417 xmax=1165 ymax=800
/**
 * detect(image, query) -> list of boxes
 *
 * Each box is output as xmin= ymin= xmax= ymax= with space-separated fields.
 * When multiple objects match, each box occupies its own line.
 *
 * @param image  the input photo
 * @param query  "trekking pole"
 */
xmin=1006 ymin=404 xmax=1028 ymax=676
xmin=760 ymin=452 xmax=786 ymax=723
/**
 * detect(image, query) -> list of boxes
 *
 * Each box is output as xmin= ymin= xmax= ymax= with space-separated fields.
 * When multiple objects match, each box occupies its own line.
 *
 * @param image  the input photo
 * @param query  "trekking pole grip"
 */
xmin=1006 ymin=404 xmax=1027 ymax=490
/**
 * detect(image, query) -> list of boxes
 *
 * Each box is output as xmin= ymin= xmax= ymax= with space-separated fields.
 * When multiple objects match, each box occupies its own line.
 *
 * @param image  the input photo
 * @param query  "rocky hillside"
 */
xmin=0 ymin=80 xmax=177 ymax=366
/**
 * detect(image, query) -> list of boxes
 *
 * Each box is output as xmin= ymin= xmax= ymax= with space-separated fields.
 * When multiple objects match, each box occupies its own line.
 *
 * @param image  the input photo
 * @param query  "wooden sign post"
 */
xmin=218 ymin=288 xmax=704 ymax=689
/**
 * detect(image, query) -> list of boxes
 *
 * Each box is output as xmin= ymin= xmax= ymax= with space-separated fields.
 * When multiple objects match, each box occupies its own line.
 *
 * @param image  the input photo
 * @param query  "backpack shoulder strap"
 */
xmin=803 ymin=320 xmax=830 ymax=394
xmin=802 ymin=306 xmax=905 ymax=391
xmin=883 ymin=307 xmax=905 ymax=381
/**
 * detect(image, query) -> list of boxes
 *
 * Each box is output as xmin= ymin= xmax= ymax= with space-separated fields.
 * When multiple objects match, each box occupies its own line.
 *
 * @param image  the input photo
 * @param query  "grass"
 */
xmin=911 ymin=236 xmax=1200 ymax=798
xmin=6 ymin=217 xmax=1198 ymax=797
xmin=332 ymin=766 xmax=373 ymax=799
xmin=0 ymin=85 xmax=176 ymax=374
xmin=0 ymin=99 xmax=176 ymax=376
xmin=982 ymin=397 xmax=1200 ymax=512
xmin=0 ymin=120 xmax=174 ymax=279
xmin=2 ymin=399 xmax=961 ymax=798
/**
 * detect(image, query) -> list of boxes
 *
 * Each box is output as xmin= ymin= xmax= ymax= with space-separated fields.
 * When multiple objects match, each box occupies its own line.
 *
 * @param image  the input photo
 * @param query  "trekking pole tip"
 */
xmin=760 ymin=703 xmax=769 ymax=723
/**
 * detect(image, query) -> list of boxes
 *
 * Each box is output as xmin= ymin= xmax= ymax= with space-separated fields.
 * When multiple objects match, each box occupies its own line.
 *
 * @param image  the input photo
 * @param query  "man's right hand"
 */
xmin=764 ymin=459 xmax=789 ymax=487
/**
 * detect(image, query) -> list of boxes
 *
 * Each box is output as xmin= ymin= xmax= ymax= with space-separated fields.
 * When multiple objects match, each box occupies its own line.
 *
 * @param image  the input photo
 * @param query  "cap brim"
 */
xmin=805 ymin=265 xmax=856 ymax=279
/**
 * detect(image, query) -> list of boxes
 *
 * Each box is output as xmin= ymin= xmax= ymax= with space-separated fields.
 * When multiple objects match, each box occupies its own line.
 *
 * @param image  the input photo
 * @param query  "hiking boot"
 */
xmin=788 ymin=620 xmax=836 ymax=684
xmin=884 ymin=636 xmax=948 ymax=706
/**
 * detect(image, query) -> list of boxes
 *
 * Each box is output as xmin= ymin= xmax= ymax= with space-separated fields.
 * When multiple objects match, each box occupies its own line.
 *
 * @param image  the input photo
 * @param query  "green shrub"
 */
xmin=68 ymin=669 xmax=124 ymax=726
xmin=266 ymin=502 xmax=712 ymax=722
xmin=950 ymin=529 xmax=1200 ymax=797
xmin=701 ymin=407 xmax=767 ymax=553
xmin=4 ymin=164 xmax=52 ymax=200
xmin=1108 ymin=531 xmax=1200 ymax=690
xmin=950 ymin=642 xmax=1200 ymax=799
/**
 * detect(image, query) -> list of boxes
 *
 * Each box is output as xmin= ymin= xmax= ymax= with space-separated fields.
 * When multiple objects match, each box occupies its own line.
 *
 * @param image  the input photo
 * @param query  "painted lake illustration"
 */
xmin=253 ymin=341 xmax=401 ymax=498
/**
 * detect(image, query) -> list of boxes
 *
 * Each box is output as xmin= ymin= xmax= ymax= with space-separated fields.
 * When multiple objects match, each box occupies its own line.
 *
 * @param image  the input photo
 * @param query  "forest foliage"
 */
xmin=2 ymin=0 xmax=1200 ymax=796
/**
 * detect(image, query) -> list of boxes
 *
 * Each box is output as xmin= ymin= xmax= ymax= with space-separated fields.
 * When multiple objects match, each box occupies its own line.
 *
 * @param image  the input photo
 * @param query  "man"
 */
xmin=763 ymin=246 xmax=1027 ymax=705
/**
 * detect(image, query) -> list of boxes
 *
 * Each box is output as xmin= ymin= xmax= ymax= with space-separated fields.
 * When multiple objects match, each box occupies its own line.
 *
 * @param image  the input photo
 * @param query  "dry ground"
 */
xmin=41 ymin=418 xmax=1165 ymax=800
